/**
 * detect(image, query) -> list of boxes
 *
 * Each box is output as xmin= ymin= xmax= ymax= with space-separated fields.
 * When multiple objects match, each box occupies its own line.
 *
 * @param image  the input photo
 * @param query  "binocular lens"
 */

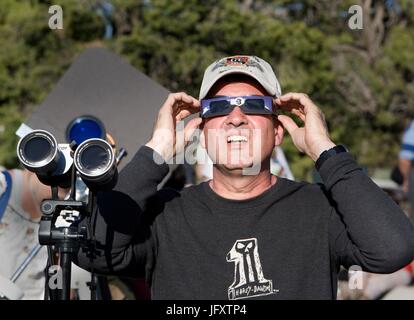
xmin=74 ymin=139 xmax=117 ymax=190
xmin=17 ymin=130 xmax=74 ymax=188
xmin=24 ymin=137 xmax=53 ymax=163
xmin=17 ymin=130 xmax=58 ymax=173
xmin=79 ymin=144 xmax=111 ymax=174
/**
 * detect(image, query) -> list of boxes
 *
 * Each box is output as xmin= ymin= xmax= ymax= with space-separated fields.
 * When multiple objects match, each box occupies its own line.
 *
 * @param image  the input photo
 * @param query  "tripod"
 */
xmin=38 ymin=146 xmax=127 ymax=300
xmin=39 ymin=197 xmax=86 ymax=299
xmin=38 ymin=166 xmax=100 ymax=300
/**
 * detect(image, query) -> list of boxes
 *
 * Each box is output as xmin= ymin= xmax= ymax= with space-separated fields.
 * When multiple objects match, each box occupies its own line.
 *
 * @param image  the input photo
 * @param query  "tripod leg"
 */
xmin=97 ymin=276 xmax=111 ymax=300
xmin=59 ymin=251 xmax=72 ymax=300
xmin=44 ymin=246 xmax=57 ymax=300
xmin=10 ymin=244 xmax=43 ymax=282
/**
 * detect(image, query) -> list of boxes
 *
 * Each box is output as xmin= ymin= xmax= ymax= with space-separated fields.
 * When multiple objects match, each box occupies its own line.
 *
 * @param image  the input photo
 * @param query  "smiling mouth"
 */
xmin=227 ymin=135 xmax=248 ymax=143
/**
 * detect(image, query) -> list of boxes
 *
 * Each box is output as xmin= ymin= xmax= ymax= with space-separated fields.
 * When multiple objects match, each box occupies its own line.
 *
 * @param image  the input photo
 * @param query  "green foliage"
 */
xmin=0 ymin=105 xmax=24 ymax=167
xmin=0 ymin=0 xmax=100 ymax=168
xmin=67 ymin=9 xmax=105 ymax=41
xmin=0 ymin=0 xmax=413 ymax=179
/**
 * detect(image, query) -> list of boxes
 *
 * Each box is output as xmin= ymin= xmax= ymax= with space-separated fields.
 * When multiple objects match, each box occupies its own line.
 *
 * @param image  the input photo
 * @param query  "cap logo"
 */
xmin=211 ymin=56 xmax=264 ymax=73
xmin=226 ymin=56 xmax=249 ymax=66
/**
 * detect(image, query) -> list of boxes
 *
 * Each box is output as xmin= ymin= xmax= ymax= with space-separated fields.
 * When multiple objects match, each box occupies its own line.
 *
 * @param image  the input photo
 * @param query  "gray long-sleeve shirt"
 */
xmin=76 ymin=146 xmax=414 ymax=299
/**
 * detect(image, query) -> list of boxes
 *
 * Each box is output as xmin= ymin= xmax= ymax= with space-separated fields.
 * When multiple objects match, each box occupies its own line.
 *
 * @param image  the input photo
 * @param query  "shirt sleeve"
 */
xmin=320 ymin=152 xmax=414 ymax=273
xmin=75 ymin=146 xmax=175 ymax=280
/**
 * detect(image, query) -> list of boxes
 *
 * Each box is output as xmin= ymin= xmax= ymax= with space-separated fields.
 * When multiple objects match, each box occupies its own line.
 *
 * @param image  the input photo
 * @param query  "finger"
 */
xmin=279 ymin=94 xmax=323 ymax=126
xmin=281 ymin=92 xmax=318 ymax=113
xmin=278 ymin=92 xmax=295 ymax=102
xmin=184 ymin=117 xmax=203 ymax=142
xmin=275 ymin=99 xmax=306 ymax=122
xmin=278 ymin=92 xmax=310 ymax=106
xmin=176 ymin=109 xmax=198 ymax=122
xmin=174 ymin=102 xmax=200 ymax=117
xmin=172 ymin=92 xmax=200 ymax=108
xmin=277 ymin=115 xmax=299 ymax=136
xmin=279 ymin=92 xmax=308 ymax=101
xmin=172 ymin=92 xmax=193 ymax=104
xmin=290 ymin=109 xmax=306 ymax=122
xmin=163 ymin=92 xmax=200 ymax=112
xmin=189 ymin=95 xmax=201 ymax=108
xmin=276 ymin=94 xmax=305 ymax=113
xmin=176 ymin=101 xmax=201 ymax=114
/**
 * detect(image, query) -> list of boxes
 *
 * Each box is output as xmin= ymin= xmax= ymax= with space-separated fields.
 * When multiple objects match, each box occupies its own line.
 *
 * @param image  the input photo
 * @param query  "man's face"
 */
xmin=201 ymin=78 xmax=284 ymax=174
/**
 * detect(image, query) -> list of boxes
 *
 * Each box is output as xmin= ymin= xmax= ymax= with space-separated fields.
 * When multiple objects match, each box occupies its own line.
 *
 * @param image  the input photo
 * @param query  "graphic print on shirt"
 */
xmin=226 ymin=238 xmax=277 ymax=300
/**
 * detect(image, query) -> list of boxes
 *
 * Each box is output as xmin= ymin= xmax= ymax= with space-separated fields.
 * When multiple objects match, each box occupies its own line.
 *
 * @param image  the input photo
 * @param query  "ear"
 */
xmin=273 ymin=117 xmax=284 ymax=146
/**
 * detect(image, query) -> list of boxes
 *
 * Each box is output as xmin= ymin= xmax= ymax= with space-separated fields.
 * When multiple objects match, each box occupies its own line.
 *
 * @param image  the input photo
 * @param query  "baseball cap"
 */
xmin=199 ymin=55 xmax=282 ymax=100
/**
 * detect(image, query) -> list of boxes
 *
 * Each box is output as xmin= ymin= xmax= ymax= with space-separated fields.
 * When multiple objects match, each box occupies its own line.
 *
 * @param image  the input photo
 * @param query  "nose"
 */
xmin=225 ymin=106 xmax=248 ymax=128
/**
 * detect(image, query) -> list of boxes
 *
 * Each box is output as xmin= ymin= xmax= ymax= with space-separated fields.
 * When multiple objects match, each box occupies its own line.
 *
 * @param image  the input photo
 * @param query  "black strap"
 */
xmin=0 ymin=171 xmax=12 ymax=222
xmin=315 ymin=145 xmax=348 ymax=171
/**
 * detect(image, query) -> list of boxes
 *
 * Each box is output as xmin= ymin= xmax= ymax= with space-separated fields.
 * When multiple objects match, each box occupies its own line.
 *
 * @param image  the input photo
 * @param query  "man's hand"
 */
xmin=145 ymin=92 xmax=202 ymax=161
xmin=275 ymin=92 xmax=336 ymax=161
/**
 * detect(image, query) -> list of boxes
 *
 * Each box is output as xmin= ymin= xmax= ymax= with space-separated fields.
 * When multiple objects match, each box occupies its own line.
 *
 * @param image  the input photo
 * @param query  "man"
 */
xmin=76 ymin=55 xmax=414 ymax=299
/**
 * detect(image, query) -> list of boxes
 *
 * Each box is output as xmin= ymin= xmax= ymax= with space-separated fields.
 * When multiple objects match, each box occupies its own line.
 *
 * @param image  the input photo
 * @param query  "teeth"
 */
xmin=227 ymin=135 xmax=248 ymax=142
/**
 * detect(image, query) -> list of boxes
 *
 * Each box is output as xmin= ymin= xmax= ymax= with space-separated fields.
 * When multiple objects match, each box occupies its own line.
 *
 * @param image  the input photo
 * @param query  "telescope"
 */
xmin=66 ymin=115 xmax=106 ymax=146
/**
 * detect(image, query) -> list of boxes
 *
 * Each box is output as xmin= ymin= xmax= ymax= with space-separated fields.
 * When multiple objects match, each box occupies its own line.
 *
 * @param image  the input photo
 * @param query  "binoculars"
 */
xmin=17 ymin=129 xmax=118 ymax=191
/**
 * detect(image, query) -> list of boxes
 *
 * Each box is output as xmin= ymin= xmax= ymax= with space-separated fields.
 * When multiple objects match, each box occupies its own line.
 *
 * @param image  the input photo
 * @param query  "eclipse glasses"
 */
xmin=200 ymin=95 xmax=276 ymax=119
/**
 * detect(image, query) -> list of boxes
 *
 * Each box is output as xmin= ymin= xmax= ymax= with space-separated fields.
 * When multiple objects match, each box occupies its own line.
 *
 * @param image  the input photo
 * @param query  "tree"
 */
xmin=1 ymin=0 xmax=413 ymax=180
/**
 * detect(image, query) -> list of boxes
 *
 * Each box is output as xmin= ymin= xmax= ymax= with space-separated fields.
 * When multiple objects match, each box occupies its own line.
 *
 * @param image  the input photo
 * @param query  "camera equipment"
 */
xmin=66 ymin=115 xmax=106 ymax=146
xmin=73 ymin=138 xmax=117 ymax=191
xmin=16 ymin=128 xmax=127 ymax=300
xmin=16 ymin=130 xmax=73 ymax=188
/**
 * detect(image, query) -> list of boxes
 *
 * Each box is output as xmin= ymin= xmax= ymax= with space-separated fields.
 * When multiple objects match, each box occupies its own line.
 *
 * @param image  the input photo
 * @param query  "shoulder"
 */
xmin=0 ymin=168 xmax=15 ymax=196
xmin=278 ymin=177 xmax=333 ymax=207
xmin=157 ymin=183 xmax=202 ymax=203
xmin=402 ymin=121 xmax=414 ymax=142
xmin=150 ymin=184 xmax=201 ymax=212
xmin=154 ymin=183 xmax=207 ymax=214
xmin=278 ymin=177 xmax=325 ymax=194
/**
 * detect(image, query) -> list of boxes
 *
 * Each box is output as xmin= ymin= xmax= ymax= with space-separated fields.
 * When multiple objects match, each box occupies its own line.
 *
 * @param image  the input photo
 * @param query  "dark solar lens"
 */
xmin=24 ymin=137 xmax=53 ymax=163
xmin=210 ymin=100 xmax=231 ymax=114
xmin=74 ymin=138 xmax=117 ymax=191
xmin=17 ymin=130 xmax=74 ymax=187
xmin=245 ymin=99 xmax=265 ymax=111
xmin=80 ymin=144 xmax=109 ymax=172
